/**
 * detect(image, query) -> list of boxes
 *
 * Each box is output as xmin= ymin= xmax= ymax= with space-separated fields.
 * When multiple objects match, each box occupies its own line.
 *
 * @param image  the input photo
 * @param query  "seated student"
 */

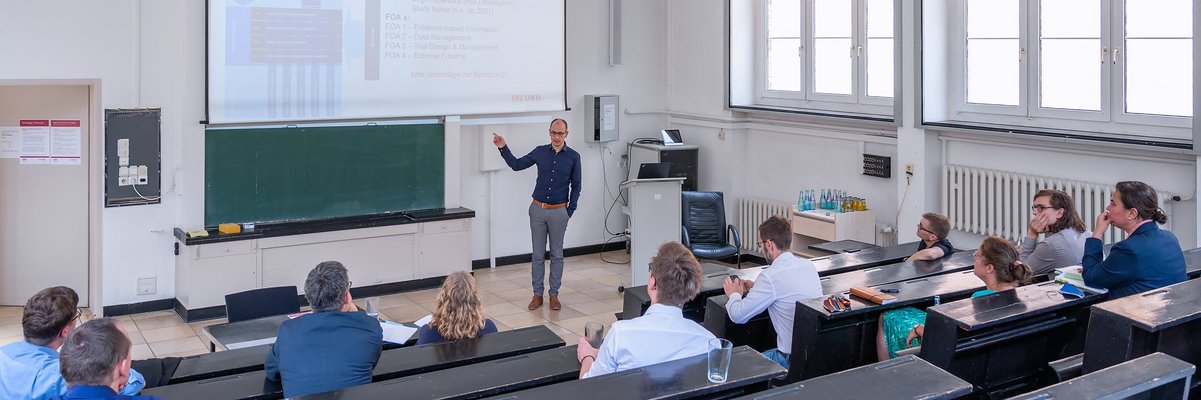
xmin=721 ymin=216 xmax=821 ymax=369
xmin=1083 ymin=181 xmax=1186 ymax=298
xmin=910 ymin=212 xmax=954 ymax=260
xmin=51 ymin=318 xmax=161 ymax=400
xmin=417 ymin=271 xmax=498 ymax=344
xmin=1021 ymin=189 xmax=1089 ymax=276
xmin=0 ymin=286 xmax=145 ymax=400
xmin=265 ymin=261 xmax=383 ymax=397
xmin=876 ymin=236 xmax=1031 ymax=360
xmin=576 ymin=241 xmax=716 ymax=378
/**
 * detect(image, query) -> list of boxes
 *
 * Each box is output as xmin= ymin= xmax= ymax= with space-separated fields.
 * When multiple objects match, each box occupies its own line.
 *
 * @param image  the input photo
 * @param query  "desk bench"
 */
xmin=920 ymin=281 xmax=1108 ymax=398
xmin=482 ymin=345 xmax=785 ymax=400
xmin=731 ymin=355 xmax=972 ymax=400
xmin=1084 ymin=277 xmax=1201 ymax=392
xmin=294 ymin=346 xmax=581 ymax=399
xmin=143 ymin=325 xmax=563 ymax=400
xmin=778 ymin=270 xmax=984 ymax=382
xmin=1010 ymin=352 xmax=1194 ymax=400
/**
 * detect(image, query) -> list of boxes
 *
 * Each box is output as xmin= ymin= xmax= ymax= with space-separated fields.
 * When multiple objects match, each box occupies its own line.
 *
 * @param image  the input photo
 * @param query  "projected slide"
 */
xmin=209 ymin=0 xmax=566 ymax=124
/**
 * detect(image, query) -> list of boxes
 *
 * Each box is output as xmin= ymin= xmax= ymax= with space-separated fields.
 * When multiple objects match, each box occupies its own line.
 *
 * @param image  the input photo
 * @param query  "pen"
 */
xmin=879 ymin=288 xmax=900 ymax=294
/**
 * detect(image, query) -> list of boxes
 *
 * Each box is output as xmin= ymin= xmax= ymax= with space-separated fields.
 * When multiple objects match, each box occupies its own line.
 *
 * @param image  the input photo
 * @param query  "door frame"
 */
xmin=0 ymin=79 xmax=102 ymax=310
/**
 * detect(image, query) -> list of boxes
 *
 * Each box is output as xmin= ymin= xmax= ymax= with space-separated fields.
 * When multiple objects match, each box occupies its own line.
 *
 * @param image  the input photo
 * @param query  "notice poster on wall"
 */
xmin=50 ymin=119 xmax=81 ymax=165
xmin=19 ymin=119 xmax=50 ymax=165
xmin=0 ymin=126 xmax=17 ymax=159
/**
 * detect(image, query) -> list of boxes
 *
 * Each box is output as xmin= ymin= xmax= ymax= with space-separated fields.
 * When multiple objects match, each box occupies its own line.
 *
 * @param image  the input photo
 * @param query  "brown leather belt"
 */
xmin=532 ymin=198 xmax=568 ymax=209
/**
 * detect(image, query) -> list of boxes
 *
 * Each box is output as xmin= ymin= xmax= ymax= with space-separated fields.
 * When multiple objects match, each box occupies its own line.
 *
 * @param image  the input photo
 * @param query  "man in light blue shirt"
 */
xmin=576 ymin=241 xmax=716 ymax=378
xmin=723 ymin=216 xmax=822 ymax=369
xmin=0 ymin=286 xmax=144 ymax=399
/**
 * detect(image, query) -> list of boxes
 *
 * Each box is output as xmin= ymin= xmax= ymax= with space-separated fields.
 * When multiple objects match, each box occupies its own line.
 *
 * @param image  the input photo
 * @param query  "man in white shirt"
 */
xmin=722 ymin=216 xmax=822 ymax=369
xmin=576 ymin=241 xmax=716 ymax=378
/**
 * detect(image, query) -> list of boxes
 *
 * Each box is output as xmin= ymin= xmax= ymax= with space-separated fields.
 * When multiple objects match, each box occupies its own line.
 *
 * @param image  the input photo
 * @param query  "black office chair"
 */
xmin=681 ymin=191 xmax=742 ymax=266
xmin=224 ymin=286 xmax=300 ymax=323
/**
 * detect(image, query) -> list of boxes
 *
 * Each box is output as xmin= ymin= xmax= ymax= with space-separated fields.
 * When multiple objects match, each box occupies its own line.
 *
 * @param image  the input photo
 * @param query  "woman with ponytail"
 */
xmin=876 ymin=236 xmax=1030 ymax=360
xmin=417 ymin=271 xmax=498 ymax=344
xmin=1083 ymin=181 xmax=1186 ymax=298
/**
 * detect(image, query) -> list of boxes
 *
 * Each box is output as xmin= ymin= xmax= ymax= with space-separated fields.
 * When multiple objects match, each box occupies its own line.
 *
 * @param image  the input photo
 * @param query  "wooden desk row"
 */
xmin=621 ymin=242 xmax=922 ymax=323
xmin=706 ymin=247 xmax=1201 ymax=397
xmin=144 ymin=325 xmax=564 ymax=399
xmin=148 ymin=324 xmax=786 ymax=400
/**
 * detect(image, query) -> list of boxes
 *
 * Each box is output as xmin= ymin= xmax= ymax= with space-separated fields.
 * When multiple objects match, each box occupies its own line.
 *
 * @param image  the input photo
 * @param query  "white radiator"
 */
xmin=737 ymin=197 xmax=793 ymax=256
xmin=943 ymin=165 xmax=1173 ymax=243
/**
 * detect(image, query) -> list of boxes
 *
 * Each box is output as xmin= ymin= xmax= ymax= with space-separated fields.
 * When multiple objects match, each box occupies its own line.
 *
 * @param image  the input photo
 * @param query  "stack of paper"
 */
xmin=1056 ymin=266 xmax=1084 ymax=282
xmin=1054 ymin=266 xmax=1108 ymax=294
xmin=380 ymin=314 xmax=433 ymax=345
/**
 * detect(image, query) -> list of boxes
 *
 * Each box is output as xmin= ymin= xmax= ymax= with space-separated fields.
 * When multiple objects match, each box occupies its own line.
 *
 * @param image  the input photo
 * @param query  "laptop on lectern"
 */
xmin=636 ymin=162 xmax=672 ymax=179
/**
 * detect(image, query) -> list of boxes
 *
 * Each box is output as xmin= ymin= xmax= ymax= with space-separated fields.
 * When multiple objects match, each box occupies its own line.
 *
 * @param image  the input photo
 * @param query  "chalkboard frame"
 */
xmin=204 ymin=123 xmax=444 ymax=227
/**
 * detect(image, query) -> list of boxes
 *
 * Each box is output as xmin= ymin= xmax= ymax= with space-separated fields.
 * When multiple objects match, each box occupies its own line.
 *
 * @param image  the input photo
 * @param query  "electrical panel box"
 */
xmin=104 ymin=108 xmax=161 ymax=207
xmin=584 ymin=95 xmax=619 ymax=142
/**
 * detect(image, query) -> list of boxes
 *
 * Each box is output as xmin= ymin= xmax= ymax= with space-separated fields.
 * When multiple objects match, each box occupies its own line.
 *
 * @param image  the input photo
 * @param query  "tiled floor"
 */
xmin=0 ymin=251 xmax=727 ymax=360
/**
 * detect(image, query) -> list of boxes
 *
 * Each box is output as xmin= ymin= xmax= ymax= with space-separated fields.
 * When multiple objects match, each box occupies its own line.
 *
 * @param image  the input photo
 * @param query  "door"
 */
xmin=0 ymin=85 xmax=90 ymax=305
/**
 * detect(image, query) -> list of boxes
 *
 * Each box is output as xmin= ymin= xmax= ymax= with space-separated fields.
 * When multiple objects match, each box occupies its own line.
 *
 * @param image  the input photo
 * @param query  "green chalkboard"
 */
xmin=204 ymin=124 xmax=444 ymax=226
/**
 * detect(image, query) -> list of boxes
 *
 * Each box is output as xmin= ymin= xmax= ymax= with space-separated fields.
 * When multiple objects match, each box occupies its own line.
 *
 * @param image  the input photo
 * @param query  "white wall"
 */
xmin=460 ymin=0 xmax=668 ymax=261
xmin=939 ymin=135 xmax=1198 ymax=249
xmin=0 ymin=1 xmax=184 ymax=309
xmin=2 ymin=0 xmax=1197 ymax=308
xmin=0 ymin=0 xmax=667 ymax=309
xmin=665 ymin=0 xmax=903 ymax=242
xmin=664 ymin=0 xmax=1199 ymax=253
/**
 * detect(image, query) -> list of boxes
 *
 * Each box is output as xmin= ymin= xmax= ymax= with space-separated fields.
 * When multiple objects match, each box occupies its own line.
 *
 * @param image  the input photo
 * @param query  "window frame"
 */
xmin=750 ymin=0 xmax=895 ymax=117
xmin=938 ymin=0 xmax=1192 ymax=140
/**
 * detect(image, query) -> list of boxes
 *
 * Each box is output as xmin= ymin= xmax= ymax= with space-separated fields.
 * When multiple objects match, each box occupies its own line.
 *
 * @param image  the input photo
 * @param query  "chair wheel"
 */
xmin=617 ymin=285 xmax=625 ymax=293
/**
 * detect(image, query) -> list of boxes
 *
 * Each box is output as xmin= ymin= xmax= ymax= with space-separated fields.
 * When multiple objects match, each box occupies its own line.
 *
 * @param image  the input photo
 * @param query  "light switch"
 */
xmin=118 ymin=166 xmax=130 ymax=186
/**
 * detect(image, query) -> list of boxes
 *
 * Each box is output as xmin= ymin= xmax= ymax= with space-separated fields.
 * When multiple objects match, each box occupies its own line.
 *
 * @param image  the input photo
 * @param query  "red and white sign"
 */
xmin=50 ymin=119 xmax=81 ymax=165
xmin=19 ymin=119 xmax=50 ymax=165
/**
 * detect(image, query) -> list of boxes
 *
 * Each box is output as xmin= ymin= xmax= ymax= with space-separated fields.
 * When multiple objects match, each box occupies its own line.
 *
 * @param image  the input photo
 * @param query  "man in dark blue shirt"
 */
xmin=493 ymin=118 xmax=582 ymax=311
xmin=51 ymin=318 xmax=162 ymax=400
xmin=264 ymin=261 xmax=382 ymax=397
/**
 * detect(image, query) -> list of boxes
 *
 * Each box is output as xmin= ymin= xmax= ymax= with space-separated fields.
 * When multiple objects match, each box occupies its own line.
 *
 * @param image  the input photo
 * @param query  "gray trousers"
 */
xmin=529 ymin=202 xmax=569 ymax=296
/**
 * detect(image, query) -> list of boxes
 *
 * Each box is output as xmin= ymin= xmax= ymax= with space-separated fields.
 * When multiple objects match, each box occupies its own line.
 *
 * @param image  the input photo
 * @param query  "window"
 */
xmin=734 ymin=0 xmax=895 ymax=117
xmin=935 ymin=0 xmax=1193 ymax=140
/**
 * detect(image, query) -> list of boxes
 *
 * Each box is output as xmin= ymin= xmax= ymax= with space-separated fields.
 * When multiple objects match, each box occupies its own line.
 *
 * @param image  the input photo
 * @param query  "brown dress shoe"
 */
xmin=549 ymin=296 xmax=561 ymax=310
xmin=528 ymin=295 xmax=544 ymax=310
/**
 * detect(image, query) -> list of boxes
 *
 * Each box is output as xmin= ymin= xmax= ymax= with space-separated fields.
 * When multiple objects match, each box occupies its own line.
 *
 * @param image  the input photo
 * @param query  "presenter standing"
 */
xmin=493 ymin=118 xmax=581 ymax=310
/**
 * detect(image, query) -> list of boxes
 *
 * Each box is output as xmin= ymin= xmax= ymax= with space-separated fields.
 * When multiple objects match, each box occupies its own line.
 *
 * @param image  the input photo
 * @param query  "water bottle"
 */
xmin=797 ymin=191 xmax=804 ymax=212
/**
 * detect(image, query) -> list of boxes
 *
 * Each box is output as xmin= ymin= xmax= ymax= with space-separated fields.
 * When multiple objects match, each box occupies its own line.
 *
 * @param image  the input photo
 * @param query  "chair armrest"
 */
xmin=727 ymin=224 xmax=741 ymax=250
xmin=894 ymin=346 xmax=921 ymax=357
xmin=681 ymin=225 xmax=692 ymax=248
xmin=1048 ymin=353 xmax=1085 ymax=382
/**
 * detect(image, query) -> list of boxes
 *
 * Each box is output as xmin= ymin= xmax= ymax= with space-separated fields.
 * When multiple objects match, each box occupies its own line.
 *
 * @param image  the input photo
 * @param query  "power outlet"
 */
xmin=718 ymin=129 xmax=727 ymax=140
xmin=137 ymin=277 xmax=156 ymax=295
xmin=905 ymin=163 xmax=915 ymax=175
